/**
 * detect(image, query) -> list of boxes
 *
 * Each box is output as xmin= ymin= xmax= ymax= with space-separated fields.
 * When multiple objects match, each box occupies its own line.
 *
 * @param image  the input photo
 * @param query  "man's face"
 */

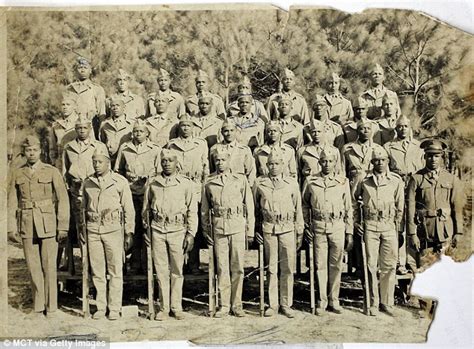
xmin=62 ymin=100 xmax=75 ymax=116
xmin=133 ymin=127 xmax=148 ymax=143
xmin=75 ymin=65 xmax=91 ymax=81
xmin=238 ymin=84 xmax=251 ymax=95
xmin=282 ymin=76 xmax=294 ymax=91
xmin=266 ymin=128 xmax=281 ymax=143
xmin=326 ymin=79 xmax=340 ymax=94
xmin=24 ymin=145 xmax=41 ymax=165
xmin=157 ymin=76 xmax=170 ymax=91
xmin=221 ymin=125 xmax=236 ymax=143
xmin=354 ymin=107 xmax=368 ymax=120
xmin=358 ymin=124 xmax=372 ymax=141
xmin=180 ymin=123 xmax=193 ymax=138
xmin=154 ymin=98 xmax=169 ymax=114
xmin=278 ymin=100 xmax=292 ymax=117
xmin=214 ymin=155 xmax=229 ymax=173
xmin=382 ymin=99 xmax=397 ymax=117
xmin=312 ymin=103 xmax=328 ymax=119
xmin=75 ymin=124 xmax=91 ymax=141
xmin=196 ymin=78 xmax=208 ymax=93
xmin=425 ymin=153 xmax=443 ymax=171
xmin=110 ymin=101 xmax=125 ymax=117
xmin=267 ymin=158 xmax=284 ymax=177
xmin=238 ymin=98 xmax=252 ymax=114
xmin=370 ymin=70 xmax=384 ymax=85
xmin=311 ymin=128 xmax=323 ymax=144
xmin=116 ymin=77 xmax=128 ymax=93
xmin=372 ymin=157 xmax=388 ymax=174
xmin=93 ymin=156 xmax=110 ymax=176
xmin=161 ymin=156 xmax=177 ymax=176
xmin=396 ymin=123 xmax=410 ymax=139
xmin=320 ymin=157 xmax=336 ymax=175
xmin=198 ymin=99 xmax=212 ymax=115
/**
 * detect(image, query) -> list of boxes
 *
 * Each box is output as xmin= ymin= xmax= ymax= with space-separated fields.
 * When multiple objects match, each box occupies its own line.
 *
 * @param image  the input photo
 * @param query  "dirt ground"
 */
xmin=5 ymin=243 xmax=434 ymax=345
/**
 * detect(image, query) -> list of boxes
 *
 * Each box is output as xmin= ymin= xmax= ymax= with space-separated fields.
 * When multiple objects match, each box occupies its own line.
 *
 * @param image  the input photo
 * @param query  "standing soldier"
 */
xmin=99 ymin=98 xmax=133 ymax=165
xmin=201 ymin=148 xmax=255 ymax=318
xmin=49 ymin=95 xmax=79 ymax=169
xmin=302 ymin=147 xmax=353 ymax=315
xmin=353 ymin=147 xmax=404 ymax=316
xmin=186 ymin=70 xmax=226 ymax=119
xmin=147 ymin=68 xmax=186 ymax=121
xmin=374 ymin=94 xmax=400 ymax=145
xmin=191 ymin=96 xmax=223 ymax=149
xmin=322 ymin=73 xmax=353 ymax=126
xmin=359 ymin=63 xmax=401 ymax=120
xmin=254 ymin=121 xmax=297 ymax=178
xmin=114 ymin=119 xmax=162 ymax=273
xmin=297 ymin=119 xmax=342 ymax=180
xmin=8 ymin=135 xmax=70 ymax=318
xmin=107 ymin=69 xmax=145 ymax=122
xmin=384 ymin=115 xmax=424 ymax=274
xmin=227 ymin=94 xmax=265 ymax=152
xmin=253 ymin=150 xmax=304 ymax=318
xmin=267 ymin=68 xmax=310 ymax=125
xmin=306 ymin=95 xmax=345 ymax=150
xmin=277 ymin=96 xmax=304 ymax=151
xmin=210 ymin=120 xmax=256 ymax=186
xmin=144 ymin=95 xmax=179 ymax=147
xmin=227 ymin=76 xmax=269 ymax=123
xmin=343 ymin=98 xmax=377 ymax=144
xmin=80 ymin=147 xmax=135 ymax=320
xmin=406 ymin=139 xmax=464 ymax=266
xmin=65 ymin=57 xmax=106 ymax=138
xmin=142 ymin=149 xmax=197 ymax=320
xmin=166 ymin=114 xmax=209 ymax=275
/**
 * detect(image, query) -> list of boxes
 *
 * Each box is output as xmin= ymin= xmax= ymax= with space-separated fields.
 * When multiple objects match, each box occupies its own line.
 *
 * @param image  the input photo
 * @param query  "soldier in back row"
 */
xmin=147 ymin=68 xmax=186 ymax=121
xmin=322 ymin=73 xmax=353 ymax=126
xmin=144 ymin=95 xmax=178 ymax=147
xmin=107 ymin=69 xmax=146 ymax=122
xmin=186 ymin=70 xmax=226 ymax=119
xmin=191 ymin=95 xmax=223 ymax=148
xmin=227 ymin=76 xmax=269 ymax=123
xmin=277 ymin=95 xmax=304 ymax=151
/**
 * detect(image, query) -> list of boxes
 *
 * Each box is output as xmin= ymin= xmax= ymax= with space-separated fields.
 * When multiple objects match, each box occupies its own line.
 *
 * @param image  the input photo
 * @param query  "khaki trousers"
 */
xmin=314 ymin=231 xmax=344 ymax=309
xmin=264 ymin=231 xmax=295 ymax=309
xmin=151 ymin=229 xmax=186 ymax=312
xmin=88 ymin=229 xmax=123 ymax=312
xmin=365 ymin=229 xmax=397 ymax=307
xmin=214 ymin=232 xmax=245 ymax=311
xmin=23 ymin=236 xmax=58 ymax=313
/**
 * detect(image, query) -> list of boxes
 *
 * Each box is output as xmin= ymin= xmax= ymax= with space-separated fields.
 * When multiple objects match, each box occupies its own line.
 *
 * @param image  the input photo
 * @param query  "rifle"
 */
xmin=258 ymin=236 xmax=265 ymax=317
xmin=146 ymin=210 xmax=155 ymax=320
xmin=308 ymin=210 xmax=315 ymax=315
xmin=81 ymin=209 xmax=90 ymax=318
xmin=359 ymin=201 xmax=370 ymax=316
xmin=208 ymin=209 xmax=216 ymax=317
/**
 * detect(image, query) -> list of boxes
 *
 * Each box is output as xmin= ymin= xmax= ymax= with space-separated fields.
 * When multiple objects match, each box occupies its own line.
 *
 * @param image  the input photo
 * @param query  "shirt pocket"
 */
xmin=16 ymin=177 xmax=29 ymax=197
xmin=37 ymin=174 xmax=53 ymax=198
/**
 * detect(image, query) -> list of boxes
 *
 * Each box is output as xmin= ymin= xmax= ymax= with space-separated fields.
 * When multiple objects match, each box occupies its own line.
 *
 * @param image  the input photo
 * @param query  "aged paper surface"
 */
xmin=0 ymin=3 xmax=472 ymax=346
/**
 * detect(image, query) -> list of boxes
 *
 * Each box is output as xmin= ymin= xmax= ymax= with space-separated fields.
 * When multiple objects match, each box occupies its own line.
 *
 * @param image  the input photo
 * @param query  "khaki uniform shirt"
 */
xmin=342 ymin=141 xmax=385 ymax=183
xmin=302 ymin=174 xmax=353 ymax=234
xmin=279 ymin=117 xmax=304 ymax=151
xmin=49 ymin=114 xmax=78 ymax=169
xmin=253 ymin=143 xmax=297 ymax=178
xmin=107 ymin=91 xmax=146 ymax=122
xmin=191 ymin=113 xmax=223 ymax=149
xmin=143 ymin=173 xmax=198 ymax=235
xmin=228 ymin=112 xmax=265 ymax=151
xmin=147 ymin=89 xmax=186 ymax=121
xmin=384 ymin=138 xmax=424 ymax=181
xmin=324 ymin=93 xmax=354 ymax=125
xmin=359 ymin=87 xmax=400 ymax=120
xmin=144 ymin=114 xmax=178 ymax=147
xmin=407 ymin=168 xmax=463 ymax=243
xmin=227 ymin=98 xmax=269 ymax=123
xmin=8 ymin=161 xmax=70 ymax=238
xmin=303 ymin=118 xmax=345 ymax=150
xmin=253 ymin=175 xmax=304 ymax=236
xmin=297 ymin=143 xmax=343 ymax=178
xmin=201 ymin=172 xmax=255 ymax=236
xmin=354 ymin=172 xmax=404 ymax=233
xmin=66 ymin=79 xmax=106 ymax=120
xmin=81 ymin=171 xmax=135 ymax=234
xmin=374 ymin=116 xmax=397 ymax=146
xmin=267 ymin=90 xmax=310 ymax=125
xmin=114 ymin=140 xmax=161 ymax=195
xmin=99 ymin=116 xmax=133 ymax=160
xmin=186 ymin=92 xmax=226 ymax=119
xmin=210 ymin=140 xmax=256 ymax=186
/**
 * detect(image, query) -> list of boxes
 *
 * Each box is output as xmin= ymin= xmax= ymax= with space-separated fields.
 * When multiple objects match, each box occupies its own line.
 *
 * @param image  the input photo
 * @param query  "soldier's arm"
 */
xmin=243 ymin=177 xmax=255 ymax=237
xmin=352 ymin=179 xmax=363 ymax=225
xmin=96 ymin=86 xmax=107 ymax=116
xmin=215 ymin=97 xmax=226 ymax=120
xmin=185 ymin=180 xmax=198 ymax=236
xmin=7 ymin=171 xmax=18 ymax=234
xmin=244 ymin=147 xmax=256 ymax=187
xmin=200 ymin=183 xmax=211 ymax=234
xmin=301 ymin=179 xmax=311 ymax=229
xmin=120 ymin=179 xmax=135 ymax=235
xmin=394 ymin=177 xmax=405 ymax=230
xmin=114 ymin=144 xmax=125 ymax=174
xmin=334 ymin=127 xmax=345 ymax=151
xmin=406 ymin=175 xmax=417 ymax=236
xmin=61 ymin=147 xmax=69 ymax=180
xmin=288 ymin=148 xmax=298 ymax=178
xmin=343 ymin=179 xmax=354 ymax=234
xmin=201 ymin=143 xmax=210 ymax=181
xmin=266 ymin=96 xmax=275 ymax=120
xmin=136 ymin=96 xmax=146 ymax=118
xmin=177 ymin=95 xmax=186 ymax=118
xmin=451 ymin=176 xmax=465 ymax=236
xmin=346 ymin=99 xmax=354 ymax=122
xmin=336 ymin=149 xmax=343 ymax=176
xmin=293 ymin=182 xmax=304 ymax=236
xmin=296 ymin=128 xmax=304 ymax=151
xmin=301 ymin=100 xmax=310 ymax=126
xmin=48 ymin=128 xmax=57 ymax=165
xmin=141 ymin=180 xmax=151 ymax=224
xmin=258 ymin=102 xmax=270 ymax=123
xmin=52 ymin=168 xmax=70 ymax=232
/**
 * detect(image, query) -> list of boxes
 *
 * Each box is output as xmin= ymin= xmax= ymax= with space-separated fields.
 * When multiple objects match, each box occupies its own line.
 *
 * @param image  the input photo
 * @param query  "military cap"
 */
xmin=109 ymin=97 xmax=125 ymax=106
xmin=353 ymin=97 xmax=369 ymax=109
xmin=21 ymin=135 xmax=41 ymax=148
xmin=278 ymin=94 xmax=292 ymax=104
xmin=133 ymin=118 xmax=149 ymax=130
xmin=93 ymin=147 xmax=110 ymax=160
xmin=396 ymin=114 xmax=411 ymax=126
xmin=195 ymin=70 xmax=209 ymax=80
xmin=237 ymin=94 xmax=253 ymax=102
xmin=238 ymin=76 xmax=252 ymax=88
xmin=179 ymin=114 xmax=194 ymax=125
xmin=267 ymin=149 xmax=285 ymax=163
xmin=356 ymin=117 xmax=373 ymax=129
xmin=320 ymin=147 xmax=339 ymax=161
xmin=74 ymin=56 xmax=91 ymax=68
xmin=198 ymin=95 xmax=213 ymax=103
xmin=281 ymin=68 xmax=295 ymax=79
xmin=75 ymin=115 xmax=92 ymax=127
xmin=62 ymin=93 xmax=77 ymax=104
xmin=160 ymin=148 xmax=178 ymax=160
xmin=309 ymin=118 xmax=325 ymax=131
xmin=312 ymin=95 xmax=328 ymax=107
xmin=265 ymin=120 xmax=282 ymax=132
xmin=221 ymin=119 xmax=237 ymax=129
xmin=325 ymin=72 xmax=340 ymax=82
xmin=154 ymin=94 xmax=170 ymax=103
xmin=212 ymin=147 xmax=231 ymax=160
xmin=116 ymin=69 xmax=130 ymax=80
xmin=382 ymin=93 xmax=398 ymax=104
xmin=420 ymin=139 xmax=448 ymax=154
xmin=371 ymin=146 xmax=389 ymax=160
xmin=371 ymin=63 xmax=384 ymax=74
xmin=157 ymin=68 xmax=170 ymax=78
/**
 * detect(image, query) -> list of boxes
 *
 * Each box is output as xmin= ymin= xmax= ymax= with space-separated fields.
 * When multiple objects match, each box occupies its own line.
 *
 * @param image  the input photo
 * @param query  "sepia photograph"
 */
xmin=1 ymin=2 xmax=473 ymax=346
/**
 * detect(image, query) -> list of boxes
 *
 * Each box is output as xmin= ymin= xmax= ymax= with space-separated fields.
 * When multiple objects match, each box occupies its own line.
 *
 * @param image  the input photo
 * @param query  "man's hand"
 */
xmin=344 ymin=234 xmax=354 ymax=252
xmin=204 ymin=232 xmax=214 ymax=246
xmin=144 ymin=232 xmax=151 ymax=248
xmin=124 ymin=233 xmax=134 ymax=253
xmin=304 ymin=228 xmax=314 ymax=245
xmin=183 ymin=233 xmax=195 ymax=254
xmin=255 ymin=232 xmax=264 ymax=245
xmin=354 ymin=223 xmax=364 ymax=237
xmin=409 ymin=235 xmax=420 ymax=251
xmin=8 ymin=231 xmax=22 ymax=244
xmin=451 ymin=234 xmax=461 ymax=248
xmin=296 ymin=234 xmax=303 ymax=251
xmin=57 ymin=230 xmax=68 ymax=244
